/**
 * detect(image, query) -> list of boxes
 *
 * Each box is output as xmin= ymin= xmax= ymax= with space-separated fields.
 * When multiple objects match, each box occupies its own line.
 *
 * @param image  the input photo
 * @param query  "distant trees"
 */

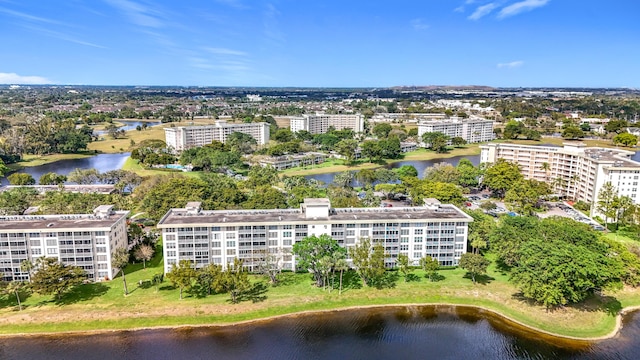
xmin=421 ymin=132 xmax=450 ymax=153
xmin=39 ymin=172 xmax=67 ymax=185
xmin=372 ymin=123 xmax=393 ymax=138
xmin=613 ymin=133 xmax=638 ymax=147
xmin=7 ymin=173 xmax=35 ymax=185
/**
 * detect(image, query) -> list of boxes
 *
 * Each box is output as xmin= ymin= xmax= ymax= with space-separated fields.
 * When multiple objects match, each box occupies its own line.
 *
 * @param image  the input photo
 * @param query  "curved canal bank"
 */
xmin=2 ymin=305 xmax=640 ymax=359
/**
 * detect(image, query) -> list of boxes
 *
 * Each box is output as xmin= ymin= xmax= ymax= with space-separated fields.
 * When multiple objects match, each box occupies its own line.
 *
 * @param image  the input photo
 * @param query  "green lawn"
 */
xmin=121 ymin=157 xmax=202 ymax=179
xmin=1 ymin=243 xmax=636 ymax=339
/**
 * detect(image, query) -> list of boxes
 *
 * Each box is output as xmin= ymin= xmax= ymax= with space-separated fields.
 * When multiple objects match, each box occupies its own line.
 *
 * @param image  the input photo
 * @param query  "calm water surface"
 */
xmin=2 ymin=153 xmax=130 ymax=185
xmin=0 ymin=306 xmax=638 ymax=360
xmin=94 ymin=120 xmax=161 ymax=135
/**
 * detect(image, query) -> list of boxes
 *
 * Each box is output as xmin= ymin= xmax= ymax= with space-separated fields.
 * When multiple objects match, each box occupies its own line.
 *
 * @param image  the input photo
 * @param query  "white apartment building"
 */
xmin=0 ymin=205 xmax=129 ymax=282
xmin=290 ymin=113 xmax=364 ymax=134
xmin=165 ymin=120 xmax=270 ymax=152
xmin=480 ymin=143 xmax=640 ymax=217
xmin=418 ymin=116 xmax=494 ymax=144
xmin=158 ymin=199 xmax=472 ymax=274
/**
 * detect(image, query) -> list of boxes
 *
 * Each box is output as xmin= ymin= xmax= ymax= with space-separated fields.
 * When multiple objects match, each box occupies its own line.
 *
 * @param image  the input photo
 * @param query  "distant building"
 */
xmin=256 ymin=152 xmax=328 ymax=171
xmin=417 ymin=116 xmax=494 ymax=144
xmin=0 ymin=205 xmax=129 ymax=282
xmin=165 ymin=120 xmax=270 ymax=152
xmin=627 ymin=127 xmax=640 ymax=137
xmin=290 ymin=113 xmax=364 ymax=134
xmin=480 ymin=143 xmax=640 ymax=217
xmin=158 ymin=199 xmax=472 ymax=273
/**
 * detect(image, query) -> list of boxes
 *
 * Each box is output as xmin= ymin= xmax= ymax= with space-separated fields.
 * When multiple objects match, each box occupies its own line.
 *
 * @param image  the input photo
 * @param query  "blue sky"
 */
xmin=0 ymin=0 xmax=638 ymax=87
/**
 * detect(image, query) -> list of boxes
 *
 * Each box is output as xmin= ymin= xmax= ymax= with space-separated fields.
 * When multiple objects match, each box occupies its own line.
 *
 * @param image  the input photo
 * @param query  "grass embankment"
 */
xmin=121 ymin=157 xmax=202 ymax=179
xmin=282 ymin=145 xmax=481 ymax=177
xmin=0 ymin=246 xmax=636 ymax=339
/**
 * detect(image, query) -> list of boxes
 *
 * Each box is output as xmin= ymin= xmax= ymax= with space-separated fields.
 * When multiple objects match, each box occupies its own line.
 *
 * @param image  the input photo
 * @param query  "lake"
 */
xmin=1 ymin=153 xmax=131 ymax=185
xmin=94 ymin=120 xmax=161 ymax=135
xmin=306 ymin=154 xmax=481 ymax=185
xmin=0 ymin=306 xmax=637 ymax=360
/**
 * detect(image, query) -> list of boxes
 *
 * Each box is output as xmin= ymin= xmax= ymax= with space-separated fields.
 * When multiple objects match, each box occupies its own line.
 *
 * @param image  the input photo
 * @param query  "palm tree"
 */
xmin=540 ymin=162 xmax=550 ymax=182
xmin=111 ymin=248 xmax=130 ymax=295
xmin=334 ymin=258 xmax=349 ymax=295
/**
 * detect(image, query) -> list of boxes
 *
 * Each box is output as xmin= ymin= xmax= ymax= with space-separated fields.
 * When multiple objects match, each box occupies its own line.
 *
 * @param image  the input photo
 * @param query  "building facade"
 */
xmin=0 ymin=205 xmax=129 ymax=282
xmin=418 ymin=117 xmax=494 ymax=144
xmin=290 ymin=114 xmax=364 ymax=134
xmin=165 ymin=120 xmax=270 ymax=152
xmin=480 ymin=143 xmax=640 ymax=216
xmin=256 ymin=152 xmax=328 ymax=171
xmin=158 ymin=199 xmax=472 ymax=274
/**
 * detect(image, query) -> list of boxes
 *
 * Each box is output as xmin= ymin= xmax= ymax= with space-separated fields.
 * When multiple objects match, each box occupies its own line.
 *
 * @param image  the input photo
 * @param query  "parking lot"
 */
xmin=463 ymin=195 xmax=605 ymax=231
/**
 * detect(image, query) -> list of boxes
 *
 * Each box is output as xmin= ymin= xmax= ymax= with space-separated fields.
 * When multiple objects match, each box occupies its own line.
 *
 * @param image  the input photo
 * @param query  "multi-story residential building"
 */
xmin=0 ymin=205 xmax=129 ymax=282
xmin=418 ymin=116 xmax=494 ymax=144
xmin=158 ymin=199 xmax=473 ymax=274
xmin=165 ymin=120 xmax=270 ymax=152
xmin=256 ymin=152 xmax=328 ymax=171
xmin=290 ymin=113 xmax=364 ymax=134
xmin=480 ymin=143 xmax=640 ymax=217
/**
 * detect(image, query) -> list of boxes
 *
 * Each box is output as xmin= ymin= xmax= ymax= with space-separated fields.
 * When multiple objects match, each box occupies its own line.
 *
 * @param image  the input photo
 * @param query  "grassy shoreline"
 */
xmin=1 ymin=252 xmax=637 ymax=340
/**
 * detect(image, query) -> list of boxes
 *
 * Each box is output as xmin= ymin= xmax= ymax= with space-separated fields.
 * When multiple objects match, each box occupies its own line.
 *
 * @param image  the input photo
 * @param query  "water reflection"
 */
xmin=2 ymin=153 xmax=130 ymax=185
xmin=1 ymin=306 xmax=637 ymax=360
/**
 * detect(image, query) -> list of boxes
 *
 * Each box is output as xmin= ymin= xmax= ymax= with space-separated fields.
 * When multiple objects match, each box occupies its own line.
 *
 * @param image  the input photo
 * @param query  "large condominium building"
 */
xmin=418 ymin=116 xmax=494 ymax=144
xmin=0 ymin=205 xmax=129 ymax=282
xmin=290 ymin=113 xmax=365 ymax=134
xmin=158 ymin=199 xmax=473 ymax=274
xmin=480 ymin=143 xmax=640 ymax=216
xmin=165 ymin=120 xmax=270 ymax=152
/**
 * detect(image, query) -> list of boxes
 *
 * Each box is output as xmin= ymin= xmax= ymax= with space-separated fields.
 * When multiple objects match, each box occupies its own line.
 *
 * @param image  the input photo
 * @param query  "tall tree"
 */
xmin=350 ymin=238 xmax=387 ymax=288
xmin=167 ymin=260 xmax=197 ymax=300
xmin=397 ymin=253 xmax=412 ymax=282
xmin=421 ymin=132 xmax=450 ymax=153
xmin=596 ymin=182 xmax=618 ymax=226
xmin=420 ymin=255 xmax=440 ymax=282
xmin=133 ymin=244 xmax=154 ymax=269
xmin=39 ymin=172 xmax=67 ymax=185
xmin=29 ymin=257 xmax=85 ymax=300
xmin=334 ymin=258 xmax=349 ymax=295
xmin=292 ymin=234 xmax=345 ymax=287
xmin=372 ymin=123 xmax=393 ymax=139
xmin=482 ymin=159 xmax=523 ymax=198
xmin=3 ymin=281 xmax=28 ymax=311
xmin=222 ymin=258 xmax=251 ymax=304
xmin=111 ymin=248 xmax=130 ymax=295
xmin=459 ymin=253 xmax=490 ymax=284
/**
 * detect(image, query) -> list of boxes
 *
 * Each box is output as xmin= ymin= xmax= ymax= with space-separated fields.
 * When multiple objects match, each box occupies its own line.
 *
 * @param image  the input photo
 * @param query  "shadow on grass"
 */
xmin=462 ymin=273 xmax=494 ymax=285
xmin=404 ymin=273 xmax=421 ymax=282
xmin=424 ymin=273 xmax=446 ymax=282
xmin=237 ymin=282 xmax=268 ymax=303
xmin=55 ymin=283 xmax=109 ymax=305
xmin=512 ymin=292 xmax=623 ymax=316
xmin=0 ymin=290 xmax=32 ymax=311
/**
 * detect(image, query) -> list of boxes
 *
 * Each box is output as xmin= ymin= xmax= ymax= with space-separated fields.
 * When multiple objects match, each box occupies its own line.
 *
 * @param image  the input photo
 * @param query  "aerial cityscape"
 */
xmin=1 ymin=0 xmax=640 ymax=359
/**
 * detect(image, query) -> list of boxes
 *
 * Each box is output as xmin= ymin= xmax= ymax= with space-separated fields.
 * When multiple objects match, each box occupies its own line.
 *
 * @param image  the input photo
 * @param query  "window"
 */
xmin=167 ymin=251 xmax=176 ymax=257
xmin=283 ymin=231 xmax=292 ymax=238
xmin=226 ymin=241 xmax=236 ymax=248
xmin=96 ymin=247 xmax=106 ymax=253
xmin=360 ymin=230 xmax=369 ymax=237
xmin=225 ymin=233 xmax=236 ymax=239
xmin=47 ymin=248 xmax=58 ymax=255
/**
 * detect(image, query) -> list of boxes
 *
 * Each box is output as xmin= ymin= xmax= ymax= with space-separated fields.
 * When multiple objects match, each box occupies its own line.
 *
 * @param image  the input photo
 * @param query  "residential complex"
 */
xmin=0 ymin=205 xmax=129 ymax=282
xmin=158 ymin=199 xmax=473 ymax=274
xmin=256 ymin=152 xmax=328 ymax=171
xmin=165 ymin=120 xmax=270 ymax=152
xmin=290 ymin=113 xmax=365 ymax=134
xmin=418 ymin=116 xmax=494 ymax=144
xmin=480 ymin=143 xmax=640 ymax=216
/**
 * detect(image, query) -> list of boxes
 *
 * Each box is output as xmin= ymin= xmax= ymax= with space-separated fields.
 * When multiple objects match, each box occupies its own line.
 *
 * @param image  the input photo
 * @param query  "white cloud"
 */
xmin=497 ymin=0 xmax=550 ymax=19
xmin=214 ymin=0 xmax=247 ymax=9
xmin=0 ymin=72 xmax=52 ymax=84
xmin=105 ymin=0 xmax=164 ymax=28
xmin=0 ymin=6 xmax=66 ymax=26
xmin=410 ymin=19 xmax=429 ymax=31
xmin=204 ymin=47 xmax=248 ymax=56
xmin=454 ymin=6 xmax=465 ymax=13
xmin=497 ymin=60 xmax=524 ymax=68
xmin=468 ymin=3 xmax=499 ymax=20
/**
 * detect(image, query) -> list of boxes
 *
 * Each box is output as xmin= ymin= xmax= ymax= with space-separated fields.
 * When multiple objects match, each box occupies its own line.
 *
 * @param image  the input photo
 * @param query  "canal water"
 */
xmin=0 ymin=306 xmax=637 ymax=360
xmin=1 ymin=153 xmax=130 ymax=185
